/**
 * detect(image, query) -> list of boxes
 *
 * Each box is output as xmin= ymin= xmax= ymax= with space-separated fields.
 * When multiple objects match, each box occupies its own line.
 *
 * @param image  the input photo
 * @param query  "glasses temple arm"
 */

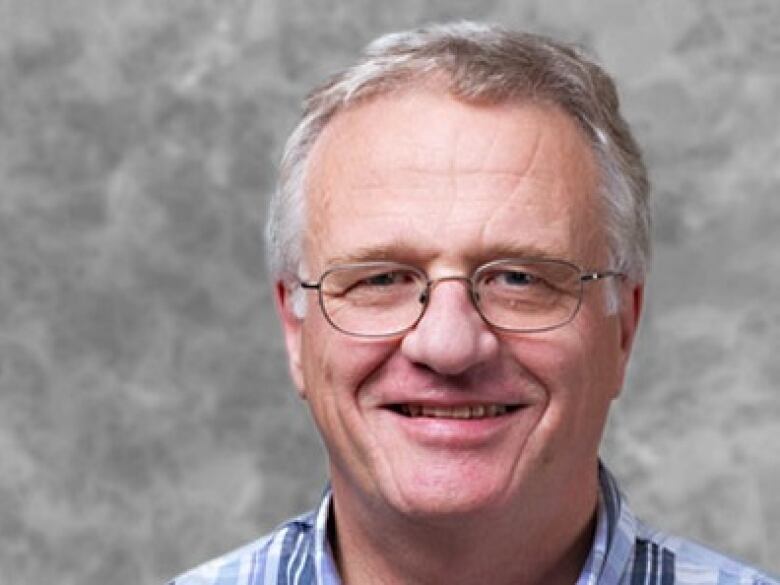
xmin=580 ymin=271 xmax=625 ymax=283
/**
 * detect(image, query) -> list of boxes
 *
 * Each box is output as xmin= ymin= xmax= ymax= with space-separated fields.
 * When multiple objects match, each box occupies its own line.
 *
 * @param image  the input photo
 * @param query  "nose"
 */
xmin=400 ymin=277 xmax=500 ymax=376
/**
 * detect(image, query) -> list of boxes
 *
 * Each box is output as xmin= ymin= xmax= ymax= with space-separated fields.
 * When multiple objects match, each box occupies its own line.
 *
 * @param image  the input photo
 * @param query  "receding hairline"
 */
xmin=268 ymin=22 xmax=651 ymax=285
xmin=302 ymin=79 xmax=605 ymax=207
xmin=299 ymin=85 xmax=610 ymax=273
xmin=303 ymin=65 xmax=610 ymax=156
xmin=304 ymin=79 xmax=607 ymax=204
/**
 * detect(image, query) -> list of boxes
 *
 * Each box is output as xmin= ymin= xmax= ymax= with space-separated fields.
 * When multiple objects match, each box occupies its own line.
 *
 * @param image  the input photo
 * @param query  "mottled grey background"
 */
xmin=0 ymin=1 xmax=778 ymax=583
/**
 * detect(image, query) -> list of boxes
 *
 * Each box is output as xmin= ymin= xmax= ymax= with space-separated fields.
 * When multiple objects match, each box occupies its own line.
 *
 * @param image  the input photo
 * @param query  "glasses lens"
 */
xmin=319 ymin=263 xmax=426 ymax=336
xmin=474 ymin=260 xmax=582 ymax=331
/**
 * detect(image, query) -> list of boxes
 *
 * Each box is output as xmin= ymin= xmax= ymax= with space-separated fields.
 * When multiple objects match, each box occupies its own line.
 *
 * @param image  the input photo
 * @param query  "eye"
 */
xmin=476 ymin=261 xmax=581 ymax=299
xmin=360 ymin=271 xmax=406 ymax=287
xmin=482 ymin=269 xmax=542 ymax=288
xmin=338 ymin=268 xmax=421 ymax=306
xmin=343 ymin=268 xmax=420 ymax=296
xmin=322 ymin=264 xmax=424 ymax=298
xmin=497 ymin=270 xmax=538 ymax=286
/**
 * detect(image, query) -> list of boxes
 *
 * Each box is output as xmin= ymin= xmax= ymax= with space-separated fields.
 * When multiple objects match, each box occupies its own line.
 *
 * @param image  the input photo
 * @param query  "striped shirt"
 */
xmin=169 ymin=466 xmax=779 ymax=585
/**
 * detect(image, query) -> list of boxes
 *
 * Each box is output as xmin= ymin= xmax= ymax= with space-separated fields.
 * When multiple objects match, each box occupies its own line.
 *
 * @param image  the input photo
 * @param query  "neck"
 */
xmin=329 ymin=471 xmax=599 ymax=585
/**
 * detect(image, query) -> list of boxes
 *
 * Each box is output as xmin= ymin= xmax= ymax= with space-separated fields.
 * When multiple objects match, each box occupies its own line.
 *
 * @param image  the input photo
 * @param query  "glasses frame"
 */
xmin=299 ymin=258 xmax=625 ymax=338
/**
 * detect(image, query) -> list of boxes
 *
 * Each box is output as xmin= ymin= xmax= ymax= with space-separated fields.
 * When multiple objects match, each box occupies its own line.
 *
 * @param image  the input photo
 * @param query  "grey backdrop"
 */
xmin=0 ymin=1 xmax=778 ymax=584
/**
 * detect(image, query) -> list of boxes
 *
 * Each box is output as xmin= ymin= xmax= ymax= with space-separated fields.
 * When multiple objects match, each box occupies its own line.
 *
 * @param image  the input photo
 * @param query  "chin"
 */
xmin=385 ymin=466 xmax=519 ymax=521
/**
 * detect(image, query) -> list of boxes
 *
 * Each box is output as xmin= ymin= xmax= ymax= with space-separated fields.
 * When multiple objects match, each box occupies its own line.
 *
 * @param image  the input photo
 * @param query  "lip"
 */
xmin=378 ymin=400 xmax=529 ymax=448
xmin=388 ymin=401 xmax=519 ymax=418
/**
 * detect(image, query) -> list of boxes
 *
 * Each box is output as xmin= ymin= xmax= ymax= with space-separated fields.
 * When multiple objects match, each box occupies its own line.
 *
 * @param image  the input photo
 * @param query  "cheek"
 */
xmin=298 ymin=323 xmax=400 ymax=476
xmin=299 ymin=317 xmax=397 ymax=406
xmin=577 ymin=310 xmax=626 ymax=394
xmin=505 ymin=335 xmax=585 ymax=399
xmin=506 ymin=330 xmax=614 ymax=449
xmin=542 ymin=324 xmax=622 ymax=450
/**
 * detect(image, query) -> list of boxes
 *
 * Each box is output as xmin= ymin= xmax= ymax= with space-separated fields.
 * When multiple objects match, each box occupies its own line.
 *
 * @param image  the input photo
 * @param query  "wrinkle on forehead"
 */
xmin=304 ymin=90 xmax=605 ymax=271
xmin=309 ymin=89 xmax=555 ymax=181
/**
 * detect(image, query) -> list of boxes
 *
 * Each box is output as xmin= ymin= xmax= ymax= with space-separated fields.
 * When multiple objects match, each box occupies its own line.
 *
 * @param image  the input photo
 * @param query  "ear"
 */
xmin=274 ymin=279 xmax=307 ymax=398
xmin=620 ymin=281 xmax=644 ymax=352
xmin=614 ymin=280 xmax=644 ymax=393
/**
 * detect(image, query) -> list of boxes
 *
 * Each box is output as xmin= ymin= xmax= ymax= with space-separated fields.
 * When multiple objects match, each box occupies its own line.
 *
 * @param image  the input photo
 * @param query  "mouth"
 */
xmin=387 ymin=403 xmax=522 ymax=420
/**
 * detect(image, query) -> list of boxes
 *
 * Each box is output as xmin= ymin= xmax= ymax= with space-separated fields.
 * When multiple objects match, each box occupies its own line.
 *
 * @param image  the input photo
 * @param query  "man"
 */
xmin=171 ymin=22 xmax=778 ymax=585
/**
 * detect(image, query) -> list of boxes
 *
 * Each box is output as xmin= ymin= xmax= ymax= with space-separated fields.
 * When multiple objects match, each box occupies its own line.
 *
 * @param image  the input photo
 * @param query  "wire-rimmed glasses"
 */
xmin=299 ymin=258 xmax=624 ymax=338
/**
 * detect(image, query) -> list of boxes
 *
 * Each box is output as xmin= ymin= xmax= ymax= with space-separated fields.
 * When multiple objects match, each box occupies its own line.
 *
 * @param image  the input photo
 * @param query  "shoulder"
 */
xmin=633 ymin=520 xmax=779 ymax=585
xmin=167 ymin=511 xmax=318 ymax=585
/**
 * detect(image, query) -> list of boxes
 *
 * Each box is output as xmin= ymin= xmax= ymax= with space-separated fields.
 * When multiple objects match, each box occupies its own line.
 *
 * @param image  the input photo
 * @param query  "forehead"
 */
xmin=303 ymin=90 xmax=604 ymax=270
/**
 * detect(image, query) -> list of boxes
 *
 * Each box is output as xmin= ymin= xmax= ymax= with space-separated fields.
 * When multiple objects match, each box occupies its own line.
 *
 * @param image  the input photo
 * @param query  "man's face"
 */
xmin=276 ymin=90 xmax=642 ymax=521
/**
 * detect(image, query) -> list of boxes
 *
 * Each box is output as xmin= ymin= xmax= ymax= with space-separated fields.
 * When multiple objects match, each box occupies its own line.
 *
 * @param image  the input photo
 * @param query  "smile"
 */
xmin=391 ymin=404 xmax=520 ymax=419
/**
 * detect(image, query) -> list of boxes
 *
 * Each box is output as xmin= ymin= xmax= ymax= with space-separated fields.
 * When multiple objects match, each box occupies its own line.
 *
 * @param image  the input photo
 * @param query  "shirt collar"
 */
xmin=313 ymin=489 xmax=340 ymax=585
xmin=597 ymin=463 xmax=639 ymax=584
xmin=575 ymin=475 xmax=611 ymax=585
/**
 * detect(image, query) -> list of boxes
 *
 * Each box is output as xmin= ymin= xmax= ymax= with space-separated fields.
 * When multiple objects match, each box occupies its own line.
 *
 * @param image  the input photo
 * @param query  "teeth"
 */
xmin=402 ymin=404 xmax=512 ymax=419
xmin=486 ymin=404 xmax=507 ymax=417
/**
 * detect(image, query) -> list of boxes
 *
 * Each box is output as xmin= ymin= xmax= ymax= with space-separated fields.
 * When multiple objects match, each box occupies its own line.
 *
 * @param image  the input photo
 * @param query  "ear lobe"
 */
xmin=274 ymin=280 xmax=306 ymax=398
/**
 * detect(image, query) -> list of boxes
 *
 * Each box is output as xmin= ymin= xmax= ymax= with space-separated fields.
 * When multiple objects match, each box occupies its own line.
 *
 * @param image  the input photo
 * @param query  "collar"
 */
xmin=313 ymin=488 xmax=340 ymax=585
xmin=576 ymin=463 xmax=638 ymax=585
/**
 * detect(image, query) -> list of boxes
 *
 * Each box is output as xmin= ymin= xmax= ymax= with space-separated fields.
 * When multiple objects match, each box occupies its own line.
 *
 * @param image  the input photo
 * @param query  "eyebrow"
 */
xmin=323 ymin=241 xmax=573 ymax=268
xmin=325 ymin=241 xmax=430 ymax=266
xmin=466 ymin=243 xmax=572 ymax=264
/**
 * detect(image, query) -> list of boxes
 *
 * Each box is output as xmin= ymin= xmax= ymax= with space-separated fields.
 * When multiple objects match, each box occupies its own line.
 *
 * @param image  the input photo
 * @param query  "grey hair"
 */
xmin=266 ymin=21 xmax=651 ymax=296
